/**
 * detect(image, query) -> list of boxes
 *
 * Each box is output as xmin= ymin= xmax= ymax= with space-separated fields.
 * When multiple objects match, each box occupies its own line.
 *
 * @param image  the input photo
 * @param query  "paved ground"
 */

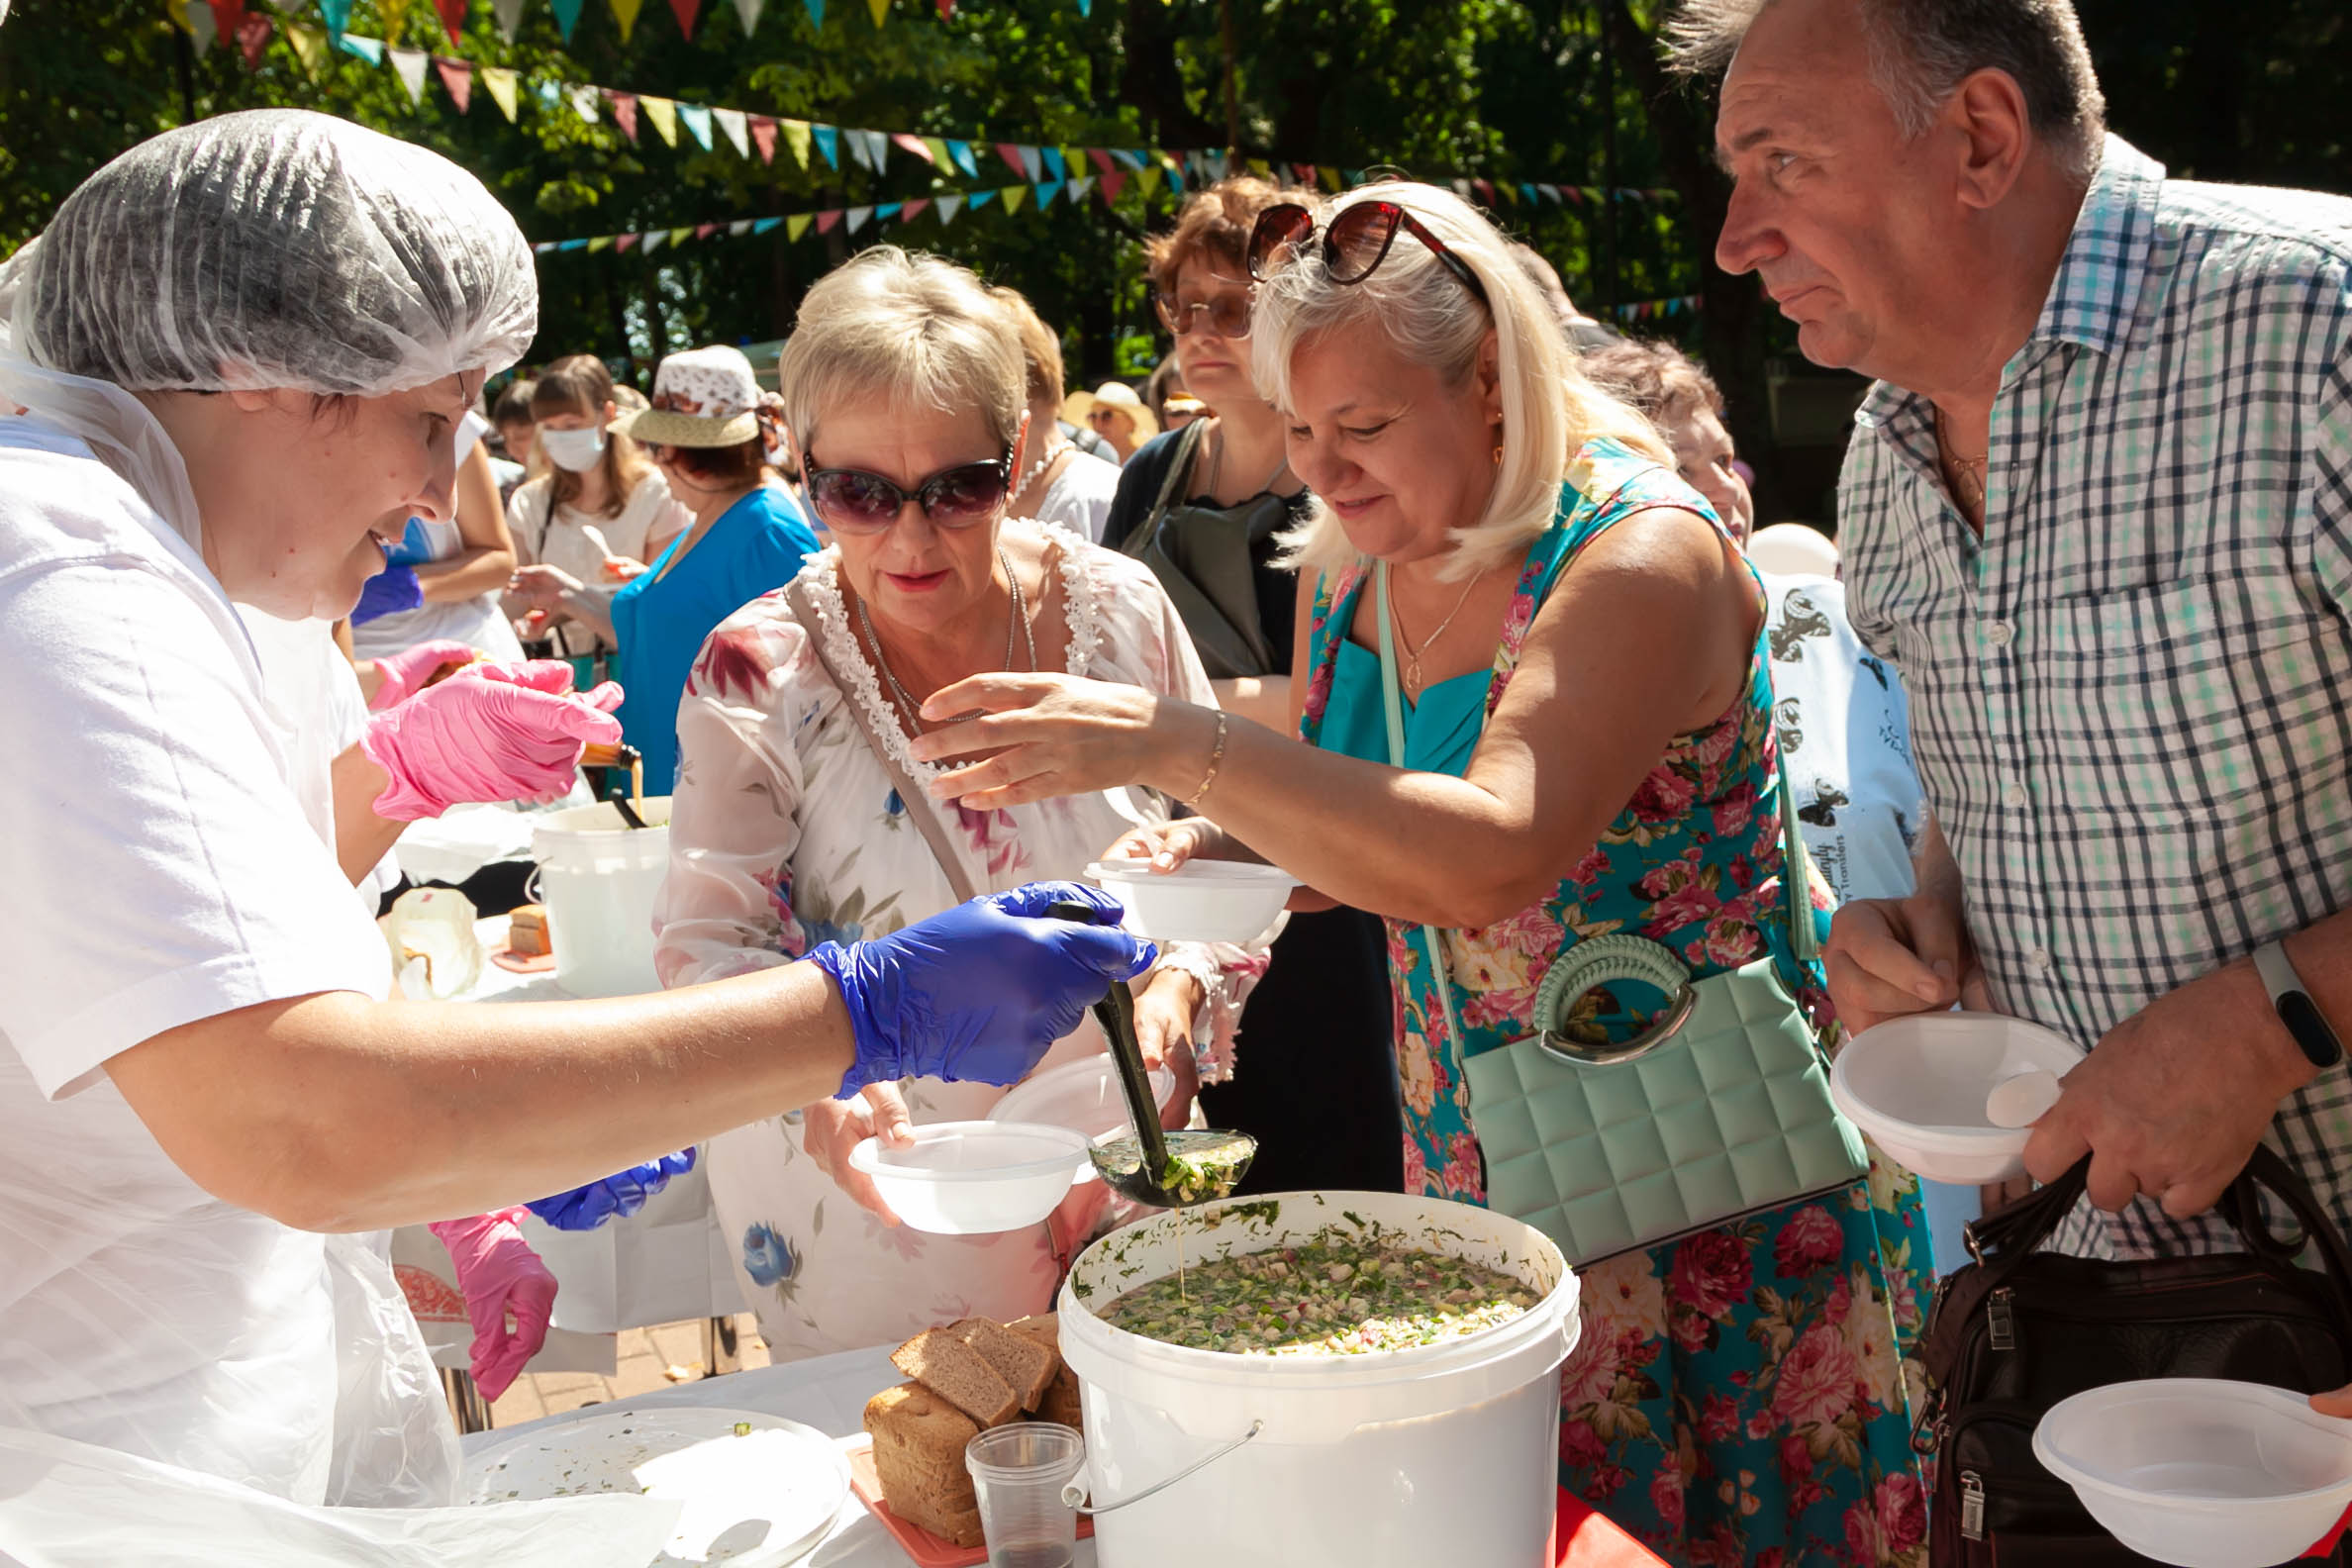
xmin=487 ymin=1313 xmax=774 ymax=1427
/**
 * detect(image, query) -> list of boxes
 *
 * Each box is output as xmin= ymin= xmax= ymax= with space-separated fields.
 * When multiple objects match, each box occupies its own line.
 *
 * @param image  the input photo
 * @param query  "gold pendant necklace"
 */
xmin=1386 ymin=567 xmax=1485 ymax=697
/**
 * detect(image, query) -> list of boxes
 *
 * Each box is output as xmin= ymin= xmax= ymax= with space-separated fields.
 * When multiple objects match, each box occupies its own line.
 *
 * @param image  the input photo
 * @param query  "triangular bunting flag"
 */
xmin=875 ymin=202 xmax=902 ymax=221
xmin=1320 ymin=166 xmax=1342 ymax=192
xmin=1112 ymin=147 xmax=1145 ymax=170
xmin=1344 ymin=167 xmax=1366 ymax=185
xmin=642 ymin=230 xmax=666 ymax=252
xmin=967 ymin=188 xmax=996 ymax=209
xmin=1291 ymin=162 xmax=1314 ymax=185
xmin=607 ymin=90 xmax=638 ymax=141
xmin=434 ymin=55 xmax=471 ymax=112
xmin=1100 ymin=169 xmax=1127 ymax=204
xmin=895 ymin=133 xmax=936 ymax=164
xmin=677 ymin=102 xmax=714 ymax=149
xmin=1002 ymin=184 xmax=1029 ymax=214
xmin=728 ymin=220 xmax=753 ymax=236
xmin=900 ymin=198 xmax=929 ymax=220
xmin=569 ymin=83 xmax=600 ymax=123
xmin=1087 ymin=147 xmax=1118 ymax=180
xmin=558 ymin=239 xmax=588 ymax=250
xmin=338 ymin=30 xmax=382 ymax=60
xmin=748 ymin=115 xmax=778 ymax=161
xmin=1066 ymin=174 xmax=1095 ymax=202
xmin=865 ymin=130 xmax=892 ymax=169
xmin=206 ymin=0 xmax=244 ymax=41
xmin=1034 ymin=179 xmax=1061 ymax=210
xmin=667 ymin=0 xmax=700 ymax=37
xmin=923 ymin=137 xmax=951 ymax=170
xmin=490 ymin=0 xmax=524 ymax=37
xmin=1451 ymin=178 xmax=1472 ymax=199
xmin=934 ymin=195 xmax=962 ymax=225
xmin=549 ymin=0 xmax=583 ymax=38
xmin=786 ymin=213 xmax=815 ymax=241
xmin=1519 ymin=182 xmax=1538 ymax=204
xmin=1018 ymin=146 xmax=1043 ymax=184
xmin=642 ymin=96 xmax=678 ymax=146
xmin=934 ymin=0 xmax=948 ymax=16
xmin=817 ymin=209 xmax=843 ymax=234
xmin=610 ymin=0 xmax=643 ymax=40
xmin=695 ymin=223 xmax=719 ymax=239
xmin=753 ymin=216 xmax=783 ymax=233
xmin=389 ymin=46 xmax=430 ymax=103
xmin=732 ymin=0 xmax=762 ymax=31
xmin=432 ymin=0 xmax=465 ymax=45
xmin=845 ymin=206 xmax=874 ymax=233
xmin=1471 ymin=178 xmax=1496 ymax=204
xmin=947 ymin=141 xmax=978 ymax=178
xmin=316 ymin=0 xmax=352 ymax=36
xmin=812 ymin=124 xmax=839 ymax=167
xmin=1077 ymin=0 xmax=1088 ymax=13
xmin=617 ymin=233 xmax=640 ymax=251
xmin=864 ymin=0 xmax=885 ymax=24
xmin=1244 ymin=157 xmax=1272 ymax=177
xmin=587 ymin=236 xmax=614 ymax=252
xmin=237 ymin=11 xmax=272 ymax=66
xmin=801 ymin=0 xmax=821 ymax=22
xmin=669 ymin=227 xmax=693 ymax=246
xmin=845 ymin=127 xmax=872 ymax=170
xmin=1137 ymin=165 xmax=1162 ymax=198
xmin=186 ymin=0 xmax=219 ymax=52
xmin=534 ymin=242 xmax=555 ymax=255
xmin=714 ymin=107 xmax=748 ymax=157
xmin=1208 ymin=150 xmax=1230 ymax=180
xmin=481 ymin=65 xmax=519 ymax=119
xmin=1041 ymin=147 xmax=1066 ymax=183
xmin=379 ymin=0 xmax=411 ymax=40
xmin=781 ymin=120 xmax=812 ymax=166
xmin=994 ymin=144 xmax=1025 ymax=177
xmin=1538 ymin=183 xmax=1561 ymax=203
xmin=283 ymin=20 xmax=328 ymax=73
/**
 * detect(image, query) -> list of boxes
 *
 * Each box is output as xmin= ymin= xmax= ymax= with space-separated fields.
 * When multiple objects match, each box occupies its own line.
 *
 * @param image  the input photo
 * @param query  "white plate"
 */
xmin=1829 ymin=1013 xmax=2085 ymax=1184
xmin=2034 ymin=1379 xmax=2352 ymax=1567
xmin=465 ymin=1405 xmax=849 ymax=1567
xmin=849 ymin=1120 xmax=1091 ymax=1233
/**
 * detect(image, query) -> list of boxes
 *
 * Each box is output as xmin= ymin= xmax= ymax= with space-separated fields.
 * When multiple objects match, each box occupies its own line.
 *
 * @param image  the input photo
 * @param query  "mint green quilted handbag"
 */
xmin=1376 ymin=563 xmax=1866 ymax=1267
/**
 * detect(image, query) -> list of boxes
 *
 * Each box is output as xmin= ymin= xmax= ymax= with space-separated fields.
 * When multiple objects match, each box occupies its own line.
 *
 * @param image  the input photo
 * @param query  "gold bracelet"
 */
xmin=1184 ymin=710 xmax=1229 ymax=806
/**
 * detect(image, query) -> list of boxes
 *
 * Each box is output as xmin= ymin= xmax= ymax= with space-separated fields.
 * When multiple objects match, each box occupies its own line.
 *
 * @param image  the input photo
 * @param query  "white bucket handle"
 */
xmin=1060 ymin=1420 xmax=1263 ymax=1516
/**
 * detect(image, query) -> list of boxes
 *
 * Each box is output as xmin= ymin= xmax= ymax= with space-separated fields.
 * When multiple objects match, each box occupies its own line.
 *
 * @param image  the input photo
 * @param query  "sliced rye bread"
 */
xmin=863 ymin=1383 xmax=983 ymax=1546
xmin=890 ymin=1325 xmax=1021 ymax=1427
xmin=952 ymin=1316 xmax=1060 ymax=1411
xmin=1035 ymin=1363 xmax=1084 ymax=1432
xmin=1006 ymin=1312 xmax=1058 ymax=1350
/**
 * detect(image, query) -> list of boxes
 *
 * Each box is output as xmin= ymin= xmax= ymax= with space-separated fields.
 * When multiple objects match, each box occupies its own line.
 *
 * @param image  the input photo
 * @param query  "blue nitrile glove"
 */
xmin=351 ymin=561 xmax=424 ymax=626
xmin=526 ymin=1147 xmax=697 ymax=1231
xmin=809 ymin=881 xmax=1156 ymax=1098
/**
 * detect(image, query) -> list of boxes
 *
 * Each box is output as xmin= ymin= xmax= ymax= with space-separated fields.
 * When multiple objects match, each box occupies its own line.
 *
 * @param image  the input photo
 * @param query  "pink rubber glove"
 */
xmin=360 ymin=660 xmax=625 ymax=822
xmin=364 ymin=638 xmax=482 ymax=713
xmin=427 ymin=1207 xmax=557 ymax=1403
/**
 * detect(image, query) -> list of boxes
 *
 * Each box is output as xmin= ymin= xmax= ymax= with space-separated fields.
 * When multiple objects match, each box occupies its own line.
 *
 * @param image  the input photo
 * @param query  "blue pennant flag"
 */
xmin=946 ymin=139 xmax=978 ymax=178
xmin=1041 ymin=147 xmax=1066 ymax=183
xmin=550 ymin=0 xmax=585 ymax=39
xmin=1035 ymin=179 xmax=1062 ymax=210
xmin=753 ymin=216 xmax=783 ymax=234
xmin=812 ymin=124 xmax=840 ymax=167
xmin=337 ymin=31 xmax=384 ymax=61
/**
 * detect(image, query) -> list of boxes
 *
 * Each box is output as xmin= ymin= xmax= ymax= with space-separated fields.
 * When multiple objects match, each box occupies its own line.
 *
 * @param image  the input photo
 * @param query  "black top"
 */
xmin=1102 ymin=428 xmax=1312 ymax=676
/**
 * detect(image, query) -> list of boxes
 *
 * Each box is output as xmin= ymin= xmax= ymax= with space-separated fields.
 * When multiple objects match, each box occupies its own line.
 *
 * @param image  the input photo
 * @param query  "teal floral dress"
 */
xmin=1301 ymin=439 xmax=1929 ymax=1567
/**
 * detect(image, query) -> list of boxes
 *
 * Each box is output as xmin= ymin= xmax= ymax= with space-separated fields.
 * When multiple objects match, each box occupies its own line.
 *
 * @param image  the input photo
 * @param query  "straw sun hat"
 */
xmin=616 ymin=344 xmax=763 ymax=447
xmin=1061 ymin=380 xmax=1159 ymax=444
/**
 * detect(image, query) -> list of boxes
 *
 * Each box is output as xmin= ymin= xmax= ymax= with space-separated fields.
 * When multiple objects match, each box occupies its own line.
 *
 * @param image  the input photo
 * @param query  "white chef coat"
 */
xmin=0 ymin=414 xmax=393 ymax=1502
xmin=239 ymin=608 xmax=403 ymax=912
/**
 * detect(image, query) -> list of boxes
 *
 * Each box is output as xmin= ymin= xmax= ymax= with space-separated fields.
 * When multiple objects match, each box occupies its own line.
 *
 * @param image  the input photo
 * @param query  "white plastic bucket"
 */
xmin=529 ymin=798 xmax=673 ymax=998
xmin=1058 ymin=1189 xmax=1580 ymax=1568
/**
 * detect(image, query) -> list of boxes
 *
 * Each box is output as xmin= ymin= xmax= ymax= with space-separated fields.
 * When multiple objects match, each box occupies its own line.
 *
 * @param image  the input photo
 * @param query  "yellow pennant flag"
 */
xmin=380 ymin=0 xmax=414 ymax=41
xmin=609 ymin=0 xmax=644 ymax=40
xmin=924 ymin=137 xmax=952 ymax=170
xmin=481 ymin=66 xmax=520 ymax=122
xmin=283 ymin=21 xmax=328 ymax=76
xmin=786 ymin=213 xmax=815 ymax=241
xmin=1319 ymin=165 xmax=1342 ymax=192
xmin=669 ymin=227 xmax=694 ymax=246
xmin=781 ymin=119 xmax=812 ymax=168
xmin=588 ymin=236 xmax=615 ymax=252
xmin=865 ymin=0 xmax=886 ymax=24
xmin=1244 ymin=157 xmax=1273 ymax=177
xmin=1138 ymin=165 xmax=1163 ymax=198
xmin=1001 ymin=184 xmax=1028 ymax=214
xmin=641 ymin=96 xmax=678 ymax=146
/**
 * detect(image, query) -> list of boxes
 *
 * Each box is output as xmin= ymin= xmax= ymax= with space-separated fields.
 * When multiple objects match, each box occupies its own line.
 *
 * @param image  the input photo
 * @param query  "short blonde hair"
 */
xmin=1255 ymin=182 xmax=1671 ymax=583
xmin=776 ymin=246 xmax=1026 ymax=458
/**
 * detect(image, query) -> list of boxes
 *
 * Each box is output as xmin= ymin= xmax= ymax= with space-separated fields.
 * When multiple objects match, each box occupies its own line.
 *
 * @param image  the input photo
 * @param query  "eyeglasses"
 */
xmin=1152 ymin=288 xmax=1253 ymax=340
xmin=1245 ymin=200 xmax=1490 ymax=306
xmin=800 ymin=448 xmax=1013 ymax=534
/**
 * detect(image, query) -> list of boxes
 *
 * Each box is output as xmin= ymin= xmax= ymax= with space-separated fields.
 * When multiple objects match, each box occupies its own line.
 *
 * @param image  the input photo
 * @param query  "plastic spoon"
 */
xmin=1986 ymin=1069 xmax=2064 ymax=1129
xmin=1040 ymin=900 xmax=1256 ymax=1208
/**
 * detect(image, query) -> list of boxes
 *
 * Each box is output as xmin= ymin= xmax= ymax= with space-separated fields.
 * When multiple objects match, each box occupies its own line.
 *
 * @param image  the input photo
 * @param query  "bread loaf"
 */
xmin=952 ymin=1317 xmax=1060 ymax=1412
xmin=507 ymin=904 xmax=551 ymax=957
xmin=1035 ymin=1363 xmax=1084 ymax=1432
xmin=863 ymin=1383 xmax=985 ymax=1549
xmin=891 ymin=1325 xmax=1020 ymax=1427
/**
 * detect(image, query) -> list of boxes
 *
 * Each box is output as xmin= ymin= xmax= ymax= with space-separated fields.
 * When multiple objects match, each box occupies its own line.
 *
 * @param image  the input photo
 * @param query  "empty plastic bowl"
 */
xmin=1829 ymin=1013 xmax=2085 ymax=1184
xmin=848 ymin=1121 xmax=1092 ymax=1234
xmin=2034 ymin=1379 xmax=2352 ymax=1567
xmin=1085 ymin=858 xmax=1297 ymax=942
xmin=988 ymin=1055 xmax=1177 ymax=1145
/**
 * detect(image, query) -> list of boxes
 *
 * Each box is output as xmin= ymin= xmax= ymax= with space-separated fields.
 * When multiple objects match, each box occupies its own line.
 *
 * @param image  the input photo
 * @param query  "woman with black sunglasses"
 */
xmin=649 ymin=245 xmax=1268 ymax=1360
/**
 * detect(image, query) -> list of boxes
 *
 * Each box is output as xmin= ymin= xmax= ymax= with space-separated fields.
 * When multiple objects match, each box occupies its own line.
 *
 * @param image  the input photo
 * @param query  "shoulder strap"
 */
xmin=782 ymin=577 xmax=979 ymax=906
xmin=1123 ymin=420 xmax=1211 ymax=558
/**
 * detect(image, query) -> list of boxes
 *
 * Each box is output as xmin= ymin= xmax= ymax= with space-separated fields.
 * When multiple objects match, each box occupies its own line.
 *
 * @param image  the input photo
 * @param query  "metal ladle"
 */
xmin=1042 ymin=900 xmax=1256 ymax=1209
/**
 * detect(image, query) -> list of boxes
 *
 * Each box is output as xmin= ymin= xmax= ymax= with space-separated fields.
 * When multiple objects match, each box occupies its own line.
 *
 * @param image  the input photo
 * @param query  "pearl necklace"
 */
xmin=1013 ymin=439 xmax=1071 ymax=508
xmin=856 ymin=547 xmax=1035 ymax=733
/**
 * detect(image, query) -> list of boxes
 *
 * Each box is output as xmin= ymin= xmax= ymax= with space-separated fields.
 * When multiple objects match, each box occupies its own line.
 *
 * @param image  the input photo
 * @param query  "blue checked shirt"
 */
xmin=1839 ymin=136 xmax=2352 ymax=1260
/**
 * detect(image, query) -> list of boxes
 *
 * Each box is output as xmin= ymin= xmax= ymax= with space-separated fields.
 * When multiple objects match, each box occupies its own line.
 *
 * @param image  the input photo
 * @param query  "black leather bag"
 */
xmin=1916 ymin=1145 xmax=2352 ymax=1565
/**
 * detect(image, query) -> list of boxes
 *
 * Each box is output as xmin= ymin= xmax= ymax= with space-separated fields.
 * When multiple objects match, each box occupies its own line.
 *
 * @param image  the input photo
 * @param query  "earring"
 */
xmin=1492 ymin=443 xmax=1505 ymax=464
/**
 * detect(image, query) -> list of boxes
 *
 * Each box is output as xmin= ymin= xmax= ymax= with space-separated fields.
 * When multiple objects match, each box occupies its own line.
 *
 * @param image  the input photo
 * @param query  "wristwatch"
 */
xmin=2252 ymin=938 xmax=2345 ymax=1070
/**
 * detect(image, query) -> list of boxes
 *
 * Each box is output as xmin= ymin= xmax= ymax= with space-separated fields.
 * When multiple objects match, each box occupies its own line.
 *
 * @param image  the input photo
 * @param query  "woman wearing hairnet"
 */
xmin=0 ymin=110 xmax=1153 ymax=1510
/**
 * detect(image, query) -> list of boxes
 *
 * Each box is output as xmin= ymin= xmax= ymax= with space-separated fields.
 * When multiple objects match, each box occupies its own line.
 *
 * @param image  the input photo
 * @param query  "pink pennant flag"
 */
xmin=1100 ymin=169 xmax=1127 ymax=204
xmin=995 ymin=142 xmax=1026 ymax=177
xmin=208 ymin=0 xmax=246 ymax=45
xmin=1088 ymin=147 xmax=1117 ymax=179
xmin=749 ymin=116 xmax=778 ymax=162
xmin=1470 ymin=178 xmax=1496 ymax=205
xmin=668 ymin=0 xmax=700 ymax=36
xmin=607 ymin=90 xmax=639 ymax=142
xmin=616 ymin=233 xmax=640 ymax=251
xmin=695 ymin=223 xmax=719 ymax=240
xmin=900 ymin=198 xmax=930 ymax=221
xmin=432 ymin=0 xmax=466 ymax=43
xmin=235 ymin=10 xmax=271 ymax=65
xmin=817 ymin=209 xmax=843 ymax=234
xmin=892 ymin=133 xmax=935 ymax=164
xmin=435 ymin=55 xmax=471 ymax=112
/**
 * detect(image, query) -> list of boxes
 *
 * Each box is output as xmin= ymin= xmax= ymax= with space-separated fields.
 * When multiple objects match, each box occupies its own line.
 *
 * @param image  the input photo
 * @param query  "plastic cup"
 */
xmin=965 ymin=1422 xmax=1086 ymax=1568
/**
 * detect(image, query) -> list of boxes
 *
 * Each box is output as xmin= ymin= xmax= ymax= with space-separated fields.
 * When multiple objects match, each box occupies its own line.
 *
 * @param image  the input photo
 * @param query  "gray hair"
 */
xmin=1664 ymin=0 xmax=2106 ymax=179
xmin=1252 ymin=181 xmax=1672 ymax=584
xmin=775 ymin=245 xmax=1026 ymax=458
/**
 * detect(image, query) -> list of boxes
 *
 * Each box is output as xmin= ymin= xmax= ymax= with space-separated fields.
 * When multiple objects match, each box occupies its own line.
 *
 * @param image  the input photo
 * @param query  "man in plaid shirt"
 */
xmin=1673 ymin=0 xmax=2352 ymax=1273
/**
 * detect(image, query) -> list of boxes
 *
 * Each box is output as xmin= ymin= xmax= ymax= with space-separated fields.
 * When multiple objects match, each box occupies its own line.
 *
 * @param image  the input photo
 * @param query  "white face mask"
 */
xmin=539 ymin=426 xmax=608 ymax=472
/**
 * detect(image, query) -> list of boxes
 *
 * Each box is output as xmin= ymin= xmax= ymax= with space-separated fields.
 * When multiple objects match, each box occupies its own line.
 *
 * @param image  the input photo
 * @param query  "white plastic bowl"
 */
xmin=1086 ymin=857 xmax=1297 ymax=942
xmin=2034 ymin=1379 xmax=2352 ymax=1567
xmin=989 ymin=1055 xmax=1176 ymax=1142
xmin=848 ymin=1121 xmax=1091 ymax=1234
xmin=1829 ymin=1013 xmax=2085 ymax=1184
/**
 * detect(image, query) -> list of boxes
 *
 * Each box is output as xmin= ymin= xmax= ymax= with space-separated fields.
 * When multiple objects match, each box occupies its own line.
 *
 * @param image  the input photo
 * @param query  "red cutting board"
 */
xmin=845 ymin=1438 xmax=1094 ymax=1568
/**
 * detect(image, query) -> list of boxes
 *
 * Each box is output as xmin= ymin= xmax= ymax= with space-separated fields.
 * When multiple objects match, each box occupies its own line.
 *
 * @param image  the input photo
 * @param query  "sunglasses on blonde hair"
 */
xmin=1246 ymin=200 xmax=1490 ymax=306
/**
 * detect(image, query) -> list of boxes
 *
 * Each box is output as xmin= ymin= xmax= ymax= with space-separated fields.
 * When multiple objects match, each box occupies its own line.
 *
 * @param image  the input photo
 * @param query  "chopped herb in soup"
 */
xmin=1100 ymin=1232 xmax=1539 ymax=1354
xmin=1093 ymin=1130 xmax=1253 ymax=1204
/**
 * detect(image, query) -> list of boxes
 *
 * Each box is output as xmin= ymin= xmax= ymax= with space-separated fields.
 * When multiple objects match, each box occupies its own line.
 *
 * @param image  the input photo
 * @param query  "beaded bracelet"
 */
xmin=1184 ymin=710 xmax=1229 ymax=806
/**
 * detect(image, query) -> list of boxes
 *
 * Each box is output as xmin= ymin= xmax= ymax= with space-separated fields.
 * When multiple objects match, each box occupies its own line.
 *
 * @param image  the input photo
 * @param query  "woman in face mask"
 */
xmin=504 ymin=356 xmax=690 ymax=662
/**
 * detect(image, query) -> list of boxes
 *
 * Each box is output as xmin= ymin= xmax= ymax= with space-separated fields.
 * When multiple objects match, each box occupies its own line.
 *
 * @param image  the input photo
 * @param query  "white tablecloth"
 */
xmin=461 ymin=1345 xmax=1100 ymax=1567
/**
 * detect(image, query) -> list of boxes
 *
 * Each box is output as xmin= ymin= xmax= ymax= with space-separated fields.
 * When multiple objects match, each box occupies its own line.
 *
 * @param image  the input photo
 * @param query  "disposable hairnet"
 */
xmin=0 ymin=108 xmax=536 ymax=397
